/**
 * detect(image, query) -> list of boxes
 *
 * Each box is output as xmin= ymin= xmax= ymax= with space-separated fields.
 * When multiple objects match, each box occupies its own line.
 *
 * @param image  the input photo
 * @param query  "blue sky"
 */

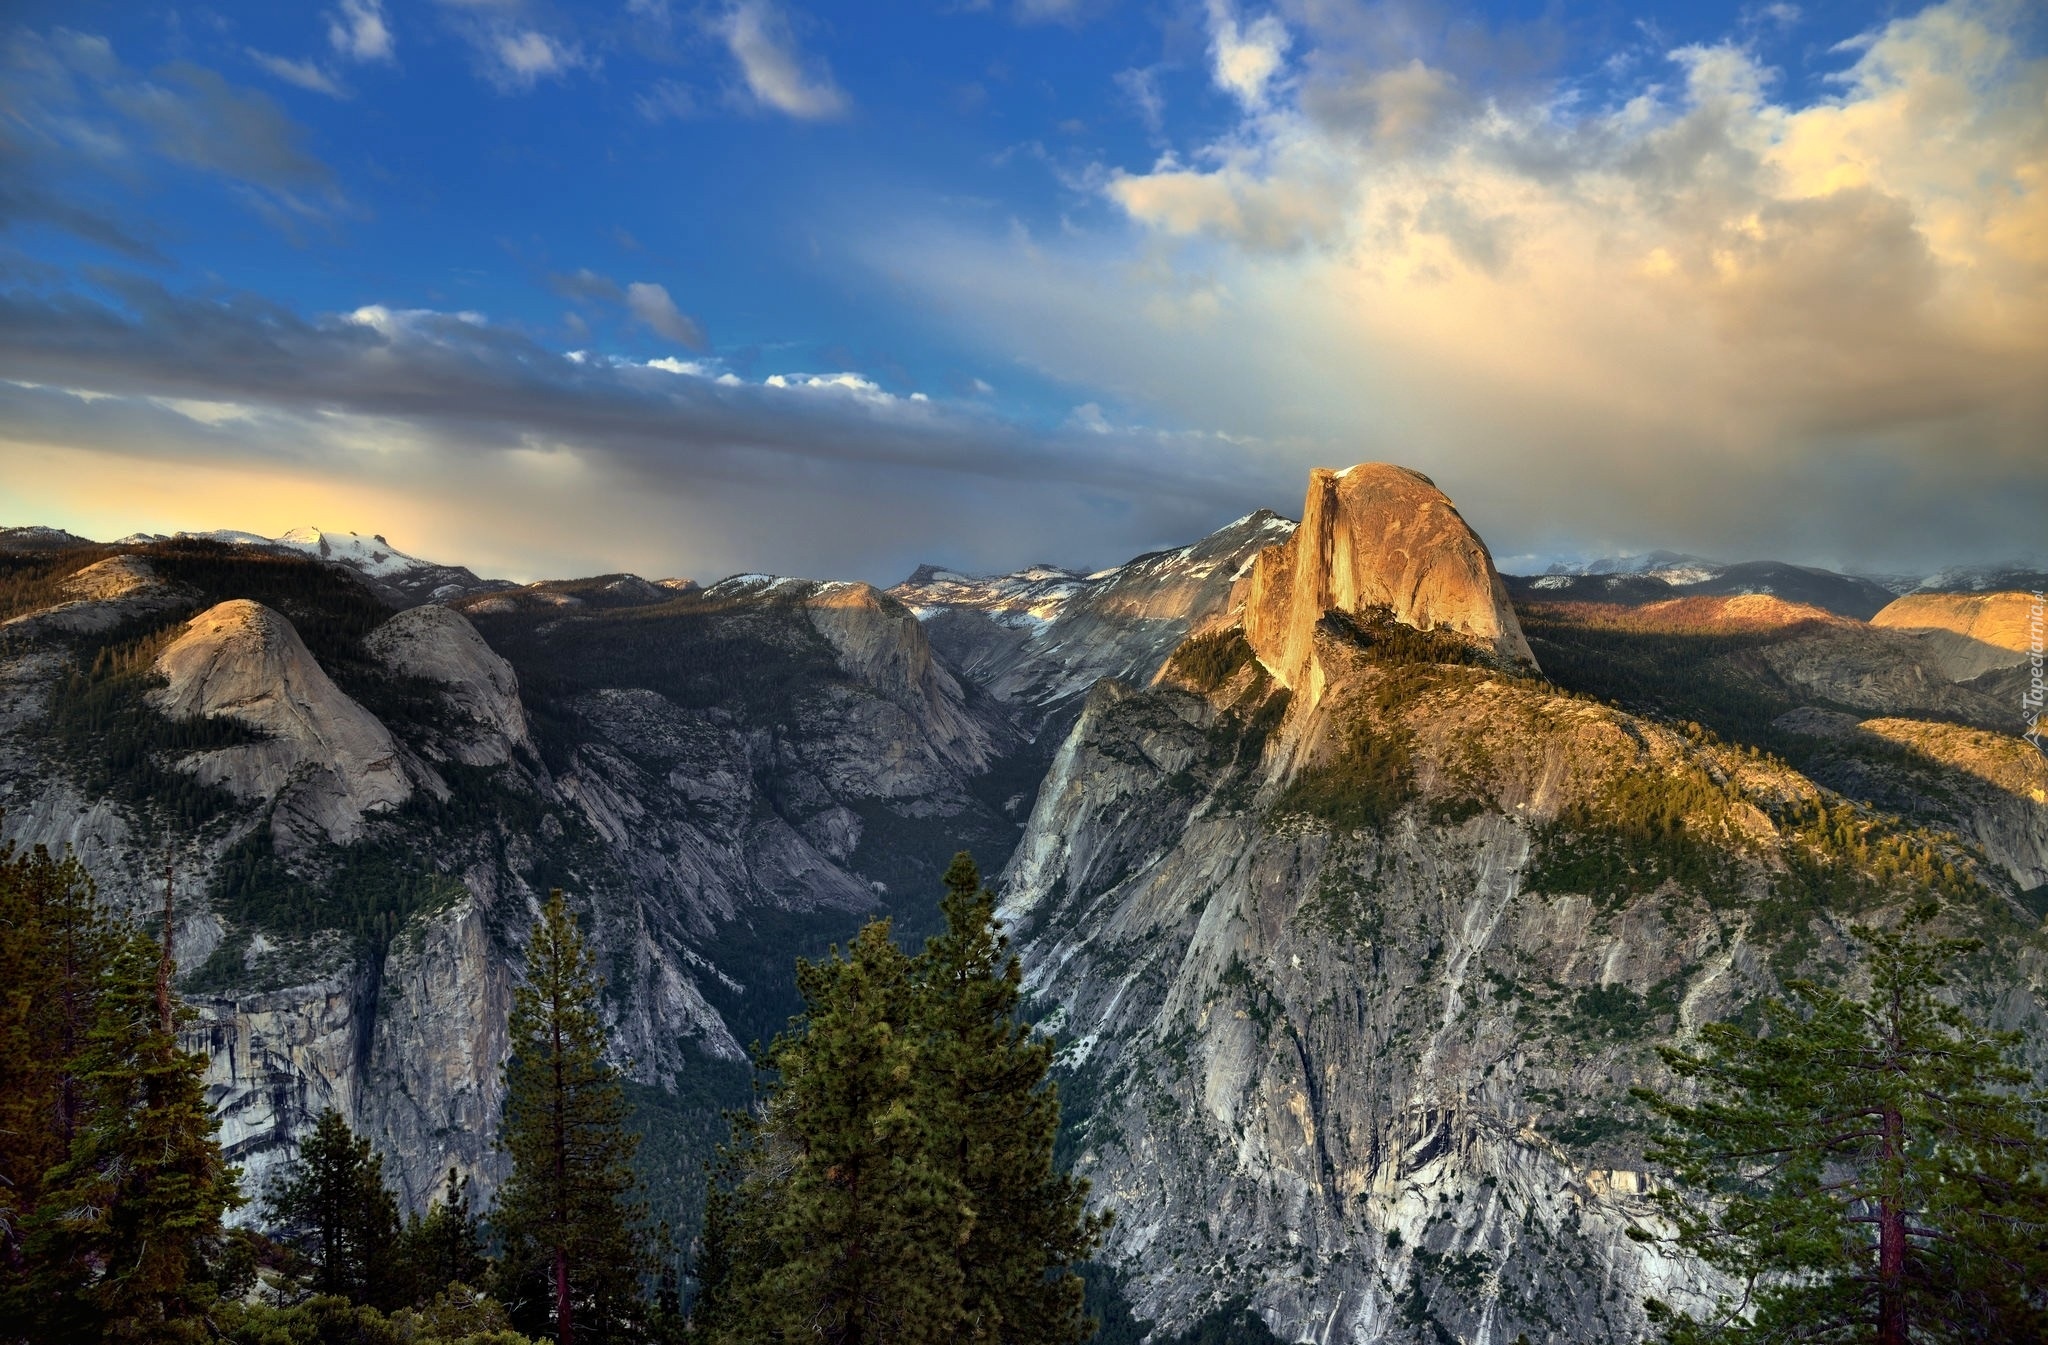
xmin=2 ymin=0 xmax=2043 ymax=584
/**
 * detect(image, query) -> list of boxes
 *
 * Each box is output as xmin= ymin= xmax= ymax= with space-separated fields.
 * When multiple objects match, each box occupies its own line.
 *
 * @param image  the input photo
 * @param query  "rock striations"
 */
xmin=1242 ymin=465 xmax=1535 ymax=704
xmin=994 ymin=462 xmax=2048 ymax=1344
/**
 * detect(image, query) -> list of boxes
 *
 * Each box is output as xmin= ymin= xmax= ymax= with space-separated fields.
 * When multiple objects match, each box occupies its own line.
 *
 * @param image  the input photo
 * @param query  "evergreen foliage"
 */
xmin=0 ymin=841 xmax=120 ymax=1293
xmin=1165 ymin=629 xmax=1255 ymax=692
xmin=1275 ymin=710 xmax=1416 ymax=831
xmin=401 ymin=1167 xmax=492 ymax=1306
xmin=695 ymin=852 xmax=1105 ymax=1345
xmin=922 ymin=854 xmax=1108 ymax=1343
xmin=1633 ymin=911 xmax=2048 ymax=1342
xmin=1319 ymin=604 xmax=1500 ymax=668
xmin=494 ymin=890 xmax=648 ymax=1345
xmin=45 ymin=621 xmax=256 ymax=832
xmin=264 ymin=1107 xmax=405 ymax=1309
xmin=215 ymin=1282 xmax=538 ymax=1344
xmin=17 ymin=911 xmax=242 ymax=1341
xmin=1525 ymin=771 xmax=1739 ymax=908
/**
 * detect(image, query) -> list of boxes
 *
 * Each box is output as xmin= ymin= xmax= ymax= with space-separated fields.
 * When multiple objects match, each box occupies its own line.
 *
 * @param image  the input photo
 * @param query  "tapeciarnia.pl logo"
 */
xmin=2026 ymin=590 xmax=2045 ymax=750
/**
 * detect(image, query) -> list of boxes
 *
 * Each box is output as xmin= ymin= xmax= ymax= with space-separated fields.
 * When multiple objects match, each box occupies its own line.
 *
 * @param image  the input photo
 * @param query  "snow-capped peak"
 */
xmin=266 ymin=527 xmax=429 ymax=578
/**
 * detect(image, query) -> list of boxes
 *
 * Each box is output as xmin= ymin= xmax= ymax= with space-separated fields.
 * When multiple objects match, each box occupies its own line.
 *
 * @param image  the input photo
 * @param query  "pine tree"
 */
xmin=0 ymin=840 xmax=117 ymax=1303
xmin=696 ymin=853 xmax=1106 ymax=1345
xmin=494 ymin=890 xmax=646 ymax=1345
xmin=697 ymin=919 xmax=964 ymax=1345
xmin=25 ymin=924 xmax=241 ymax=1341
xmin=400 ymin=1166 xmax=490 ymax=1304
xmin=265 ymin=1107 xmax=404 ymax=1307
xmin=920 ymin=853 xmax=1107 ymax=1345
xmin=1634 ymin=912 xmax=2048 ymax=1343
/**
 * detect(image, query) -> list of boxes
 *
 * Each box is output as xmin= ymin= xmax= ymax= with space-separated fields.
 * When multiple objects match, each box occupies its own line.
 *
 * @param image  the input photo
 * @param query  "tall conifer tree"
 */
xmin=26 ymin=925 xmax=240 ymax=1341
xmin=264 ymin=1107 xmax=404 ymax=1307
xmin=495 ymin=890 xmax=646 ymax=1345
xmin=921 ymin=854 xmax=1107 ymax=1344
xmin=401 ymin=1165 xmax=491 ymax=1303
xmin=698 ymin=920 xmax=966 ymax=1345
xmin=1635 ymin=912 xmax=2048 ymax=1342
xmin=0 ymin=841 xmax=116 ymax=1302
xmin=696 ymin=853 xmax=1105 ymax=1345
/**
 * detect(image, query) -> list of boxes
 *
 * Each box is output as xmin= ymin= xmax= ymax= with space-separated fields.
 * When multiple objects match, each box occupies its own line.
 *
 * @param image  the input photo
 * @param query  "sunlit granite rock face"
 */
xmin=1870 ymin=590 xmax=2042 ymax=682
xmin=1242 ymin=465 xmax=1536 ymax=706
xmin=151 ymin=599 xmax=411 ymax=843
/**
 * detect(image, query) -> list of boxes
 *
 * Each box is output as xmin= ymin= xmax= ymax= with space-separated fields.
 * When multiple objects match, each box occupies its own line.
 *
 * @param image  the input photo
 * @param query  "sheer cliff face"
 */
xmin=1242 ymin=466 xmax=1535 ymax=703
xmin=6 ymin=504 xmax=2046 ymax=1339
xmin=999 ymin=467 xmax=2048 ymax=1345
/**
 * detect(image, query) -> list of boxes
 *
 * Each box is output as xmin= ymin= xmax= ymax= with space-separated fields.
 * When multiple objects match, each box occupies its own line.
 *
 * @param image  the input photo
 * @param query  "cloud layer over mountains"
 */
xmin=875 ymin=0 xmax=2048 ymax=571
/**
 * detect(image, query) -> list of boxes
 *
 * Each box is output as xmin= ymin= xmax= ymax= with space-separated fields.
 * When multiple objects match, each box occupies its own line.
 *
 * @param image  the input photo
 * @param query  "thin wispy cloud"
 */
xmin=247 ymin=50 xmax=347 ymax=97
xmin=0 ymin=0 xmax=2040 ymax=585
xmin=0 ymin=278 xmax=1266 ymax=582
xmin=485 ymin=29 xmax=592 ymax=90
xmin=3 ymin=30 xmax=341 ymax=237
xmin=625 ymin=282 xmax=707 ymax=349
xmin=721 ymin=1 xmax=848 ymax=120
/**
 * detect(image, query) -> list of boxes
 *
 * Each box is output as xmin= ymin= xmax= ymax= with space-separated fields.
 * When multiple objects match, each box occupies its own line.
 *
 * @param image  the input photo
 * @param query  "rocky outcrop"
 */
xmin=150 ymin=600 xmax=411 ymax=843
xmin=1521 ymin=595 xmax=2021 ymax=733
xmin=1242 ymin=465 xmax=1535 ymax=703
xmin=364 ymin=603 xmax=531 ymax=765
xmin=1774 ymin=706 xmax=2048 ymax=890
xmin=799 ymin=581 xmax=998 ymax=776
xmin=1871 ymin=591 xmax=2042 ymax=682
xmin=361 ymin=893 xmax=517 ymax=1208
xmin=894 ymin=511 xmax=1297 ymax=724
xmin=188 ymin=933 xmax=369 ymax=1211
xmin=0 ymin=553 xmax=183 ymax=637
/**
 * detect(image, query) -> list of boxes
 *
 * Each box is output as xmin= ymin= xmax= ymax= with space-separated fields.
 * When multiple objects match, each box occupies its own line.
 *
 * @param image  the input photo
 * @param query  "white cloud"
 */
xmin=765 ymin=371 xmax=903 ymax=406
xmin=1207 ymin=0 xmax=1290 ymax=110
xmin=625 ymin=282 xmax=708 ymax=349
xmin=489 ymin=30 xmax=588 ymax=89
xmin=721 ymin=1 xmax=848 ymax=120
xmin=327 ymin=0 xmax=395 ymax=63
xmin=248 ymin=51 xmax=346 ymax=97
xmin=637 ymin=78 xmax=699 ymax=122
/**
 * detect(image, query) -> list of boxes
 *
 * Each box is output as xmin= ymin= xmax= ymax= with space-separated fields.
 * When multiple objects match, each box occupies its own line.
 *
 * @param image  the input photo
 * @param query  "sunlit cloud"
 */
xmin=867 ymin=0 xmax=2048 ymax=572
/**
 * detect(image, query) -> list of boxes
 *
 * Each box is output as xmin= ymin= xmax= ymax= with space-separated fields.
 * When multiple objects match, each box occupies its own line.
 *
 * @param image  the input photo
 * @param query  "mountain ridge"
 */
xmin=1 ymin=475 xmax=2043 ymax=1343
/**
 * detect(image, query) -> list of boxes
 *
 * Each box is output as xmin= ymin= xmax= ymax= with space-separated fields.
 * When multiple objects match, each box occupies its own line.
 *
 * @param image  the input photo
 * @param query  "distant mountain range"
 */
xmin=0 ymin=492 xmax=2043 ymax=1344
xmin=1511 ymin=550 xmax=2048 ymax=620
